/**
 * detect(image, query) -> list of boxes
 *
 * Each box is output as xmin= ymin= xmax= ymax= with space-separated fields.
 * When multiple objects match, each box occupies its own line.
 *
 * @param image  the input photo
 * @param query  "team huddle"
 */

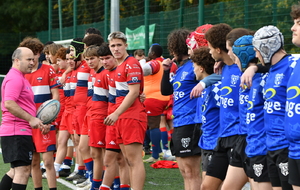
xmin=2 ymin=2 xmax=300 ymax=190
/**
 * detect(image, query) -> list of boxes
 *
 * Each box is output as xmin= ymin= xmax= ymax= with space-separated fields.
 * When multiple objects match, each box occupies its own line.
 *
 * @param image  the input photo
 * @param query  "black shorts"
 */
xmin=201 ymin=149 xmax=213 ymax=172
xmin=1 ymin=135 xmax=34 ymax=167
xmin=230 ymin=135 xmax=250 ymax=175
xmin=267 ymin=148 xmax=289 ymax=187
xmin=170 ymin=124 xmax=202 ymax=157
xmin=249 ymin=155 xmax=270 ymax=182
xmin=288 ymin=158 xmax=300 ymax=186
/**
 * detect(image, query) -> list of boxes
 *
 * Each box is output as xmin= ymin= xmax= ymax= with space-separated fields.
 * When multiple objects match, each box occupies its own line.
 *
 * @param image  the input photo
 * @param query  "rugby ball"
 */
xmin=37 ymin=99 xmax=61 ymax=124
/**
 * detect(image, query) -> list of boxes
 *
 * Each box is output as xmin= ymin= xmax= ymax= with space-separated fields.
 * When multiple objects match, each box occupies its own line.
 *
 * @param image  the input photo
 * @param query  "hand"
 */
xmin=214 ymin=61 xmax=223 ymax=74
xmin=104 ymin=112 xmax=119 ymax=126
xmin=29 ymin=117 xmax=44 ymax=129
xmin=59 ymin=72 xmax=66 ymax=85
xmin=240 ymin=65 xmax=257 ymax=89
xmin=162 ymin=58 xmax=174 ymax=71
xmin=190 ymin=82 xmax=204 ymax=99
xmin=40 ymin=124 xmax=51 ymax=135
xmin=140 ymin=93 xmax=146 ymax=103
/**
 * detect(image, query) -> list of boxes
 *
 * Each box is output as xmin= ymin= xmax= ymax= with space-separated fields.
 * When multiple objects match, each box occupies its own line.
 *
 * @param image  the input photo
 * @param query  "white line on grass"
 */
xmin=57 ymin=178 xmax=77 ymax=189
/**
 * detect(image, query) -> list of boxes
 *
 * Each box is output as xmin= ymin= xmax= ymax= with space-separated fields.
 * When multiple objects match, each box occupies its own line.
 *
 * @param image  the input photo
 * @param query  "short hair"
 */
xmin=83 ymin=34 xmax=104 ymax=47
xmin=108 ymin=31 xmax=127 ymax=43
xmin=150 ymin=45 xmax=163 ymax=57
xmin=83 ymin=45 xmax=100 ymax=58
xmin=134 ymin=49 xmax=145 ymax=57
xmin=97 ymin=43 xmax=113 ymax=56
xmin=167 ymin=29 xmax=190 ymax=63
xmin=12 ymin=48 xmax=22 ymax=62
xmin=190 ymin=47 xmax=215 ymax=75
xmin=48 ymin=43 xmax=63 ymax=56
xmin=56 ymin=47 xmax=67 ymax=60
xmin=205 ymin=23 xmax=232 ymax=52
xmin=19 ymin=37 xmax=44 ymax=55
xmin=226 ymin=28 xmax=251 ymax=47
xmin=85 ymin=27 xmax=102 ymax=36
xmin=291 ymin=2 xmax=300 ymax=20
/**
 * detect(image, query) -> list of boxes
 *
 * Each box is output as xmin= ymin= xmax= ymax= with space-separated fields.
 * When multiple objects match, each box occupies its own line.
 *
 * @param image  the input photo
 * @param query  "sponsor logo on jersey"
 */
xmin=230 ymin=75 xmax=239 ymax=87
xmin=37 ymin=77 xmax=43 ymax=82
xmin=180 ymin=71 xmax=188 ymax=81
xmin=131 ymin=77 xmax=138 ymax=83
xmin=274 ymin=73 xmax=284 ymax=87
xmin=253 ymin=164 xmax=263 ymax=177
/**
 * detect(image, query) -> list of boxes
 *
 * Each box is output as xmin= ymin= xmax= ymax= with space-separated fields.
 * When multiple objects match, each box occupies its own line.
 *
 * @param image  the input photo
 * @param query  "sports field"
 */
xmin=0 ymin=152 xmax=184 ymax=189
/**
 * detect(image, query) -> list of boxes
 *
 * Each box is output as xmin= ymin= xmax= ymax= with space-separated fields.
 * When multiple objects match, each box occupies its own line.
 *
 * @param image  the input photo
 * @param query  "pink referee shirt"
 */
xmin=0 ymin=68 xmax=36 ymax=136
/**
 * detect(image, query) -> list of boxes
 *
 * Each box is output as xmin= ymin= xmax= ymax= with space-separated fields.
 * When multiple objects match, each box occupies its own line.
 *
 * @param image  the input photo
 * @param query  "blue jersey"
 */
xmin=199 ymin=81 xmax=222 ymax=150
xmin=264 ymin=55 xmax=294 ymax=151
xmin=219 ymin=64 xmax=241 ymax=137
xmin=246 ymin=73 xmax=268 ymax=157
xmin=238 ymin=87 xmax=250 ymax=135
xmin=171 ymin=59 xmax=198 ymax=127
xmin=285 ymin=56 xmax=300 ymax=159
xmin=194 ymin=97 xmax=203 ymax=124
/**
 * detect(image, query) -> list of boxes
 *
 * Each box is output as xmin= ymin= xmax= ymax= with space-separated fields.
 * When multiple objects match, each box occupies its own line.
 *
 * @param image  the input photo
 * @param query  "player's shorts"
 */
xmin=288 ymin=158 xmax=300 ymax=186
xmin=202 ymin=149 xmax=213 ymax=172
xmin=267 ymin=147 xmax=290 ymax=187
xmin=249 ymin=155 xmax=270 ymax=182
xmin=115 ymin=118 xmax=147 ymax=145
xmin=60 ymin=112 xmax=74 ymax=135
xmin=89 ymin=117 xmax=106 ymax=148
xmin=81 ymin=115 xmax=91 ymax=135
xmin=73 ymin=104 xmax=87 ymax=134
xmin=206 ymin=135 xmax=238 ymax=180
xmin=230 ymin=135 xmax=249 ymax=176
xmin=32 ymin=125 xmax=56 ymax=153
xmin=144 ymin=98 xmax=168 ymax=116
xmin=1 ymin=135 xmax=34 ymax=167
xmin=106 ymin=125 xmax=120 ymax=150
xmin=170 ymin=124 xmax=202 ymax=157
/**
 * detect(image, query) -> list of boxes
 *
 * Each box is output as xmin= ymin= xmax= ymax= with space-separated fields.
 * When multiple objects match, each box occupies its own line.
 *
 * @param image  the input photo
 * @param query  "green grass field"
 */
xmin=0 ymin=153 xmax=184 ymax=189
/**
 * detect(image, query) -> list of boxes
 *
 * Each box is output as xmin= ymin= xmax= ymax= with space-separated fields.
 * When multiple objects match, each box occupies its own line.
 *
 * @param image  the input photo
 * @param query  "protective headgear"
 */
xmin=70 ymin=38 xmax=84 ymax=61
xmin=252 ymin=25 xmax=284 ymax=64
xmin=194 ymin=24 xmax=213 ymax=47
xmin=233 ymin=35 xmax=256 ymax=69
xmin=186 ymin=32 xmax=198 ymax=50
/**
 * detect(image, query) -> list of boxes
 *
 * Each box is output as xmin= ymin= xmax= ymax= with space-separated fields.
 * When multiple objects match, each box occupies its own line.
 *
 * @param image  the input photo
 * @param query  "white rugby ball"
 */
xmin=37 ymin=99 xmax=61 ymax=124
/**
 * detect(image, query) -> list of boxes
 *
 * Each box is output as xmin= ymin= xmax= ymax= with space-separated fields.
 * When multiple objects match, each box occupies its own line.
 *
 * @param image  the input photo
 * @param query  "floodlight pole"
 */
xmin=111 ymin=0 xmax=120 ymax=32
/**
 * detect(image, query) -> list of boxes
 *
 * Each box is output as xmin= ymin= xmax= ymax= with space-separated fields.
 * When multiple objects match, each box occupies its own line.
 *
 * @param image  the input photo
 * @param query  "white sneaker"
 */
xmin=76 ymin=180 xmax=91 ymax=190
xmin=163 ymin=150 xmax=176 ymax=161
xmin=76 ymin=178 xmax=90 ymax=187
xmin=60 ymin=163 xmax=71 ymax=170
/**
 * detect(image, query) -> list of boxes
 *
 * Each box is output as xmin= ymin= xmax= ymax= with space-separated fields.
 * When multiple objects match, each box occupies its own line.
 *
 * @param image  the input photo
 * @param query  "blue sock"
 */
xmin=144 ymin=129 xmax=151 ymax=149
xmin=92 ymin=179 xmax=102 ymax=190
xmin=150 ymin=128 xmax=162 ymax=159
xmin=78 ymin=165 xmax=85 ymax=176
xmin=160 ymin=129 xmax=169 ymax=151
xmin=120 ymin=184 xmax=130 ymax=190
xmin=63 ymin=157 xmax=72 ymax=167
xmin=83 ymin=158 xmax=93 ymax=182
xmin=113 ymin=176 xmax=120 ymax=190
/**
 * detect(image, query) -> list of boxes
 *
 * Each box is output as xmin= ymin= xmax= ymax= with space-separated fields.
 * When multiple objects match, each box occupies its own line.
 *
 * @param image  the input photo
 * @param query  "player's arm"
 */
xmin=104 ymin=83 xmax=140 ymax=125
xmin=4 ymin=100 xmax=43 ymax=129
xmin=141 ymin=60 xmax=160 ymax=76
xmin=190 ymin=73 xmax=222 ymax=99
xmin=60 ymin=66 xmax=72 ymax=85
xmin=161 ymin=58 xmax=174 ymax=96
xmin=51 ymin=88 xmax=60 ymax=101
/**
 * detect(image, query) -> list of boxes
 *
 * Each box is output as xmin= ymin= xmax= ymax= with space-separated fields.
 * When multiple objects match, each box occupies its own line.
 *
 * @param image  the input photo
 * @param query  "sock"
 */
xmin=144 ymin=129 xmax=151 ymax=149
xmin=150 ymin=128 xmax=162 ymax=159
xmin=100 ymin=184 xmax=111 ymax=190
xmin=92 ymin=179 xmax=102 ymax=190
xmin=78 ymin=166 xmax=85 ymax=176
xmin=54 ymin=162 xmax=61 ymax=172
xmin=12 ymin=183 xmax=27 ymax=190
xmin=49 ymin=188 xmax=57 ymax=190
xmin=160 ymin=127 xmax=169 ymax=150
xmin=34 ymin=188 xmax=42 ymax=190
xmin=113 ymin=176 xmax=120 ymax=190
xmin=0 ymin=174 xmax=13 ymax=190
xmin=83 ymin=158 xmax=93 ymax=181
xmin=120 ymin=184 xmax=130 ymax=190
xmin=63 ymin=156 xmax=72 ymax=167
xmin=74 ymin=163 xmax=79 ymax=172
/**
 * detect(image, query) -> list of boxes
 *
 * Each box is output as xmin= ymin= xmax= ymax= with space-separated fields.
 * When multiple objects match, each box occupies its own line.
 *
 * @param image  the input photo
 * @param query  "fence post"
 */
xmin=179 ymin=0 xmax=184 ymax=28
xmin=198 ymin=0 xmax=204 ymax=26
xmin=272 ymin=0 xmax=277 ymax=26
xmin=58 ymin=0 xmax=63 ymax=40
xmin=219 ymin=2 xmax=224 ymax=23
xmin=145 ymin=0 xmax=149 ymax=54
xmin=104 ymin=0 xmax=109 ymax=41
xmin=73 ymin=0 xmax=77 ymax=38
xmin=48 ymin=0 xmax=52 ymax=41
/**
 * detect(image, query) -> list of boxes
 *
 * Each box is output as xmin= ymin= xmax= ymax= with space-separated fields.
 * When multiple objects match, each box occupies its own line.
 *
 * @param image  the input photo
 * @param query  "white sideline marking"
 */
xmin=57 ymin=178 xmax=77 ymax=189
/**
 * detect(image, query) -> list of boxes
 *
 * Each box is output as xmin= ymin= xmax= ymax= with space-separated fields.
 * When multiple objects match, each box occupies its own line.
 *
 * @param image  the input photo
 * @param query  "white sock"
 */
xmin=74 ymin=163 xmax=79 ymax=172
xmin=54 ymin=162 xmax=61 ymax=172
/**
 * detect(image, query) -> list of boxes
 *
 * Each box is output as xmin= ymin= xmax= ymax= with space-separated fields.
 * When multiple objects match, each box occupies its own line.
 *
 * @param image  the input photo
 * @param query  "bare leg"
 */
xmin=221 ymin=165 xmax=248 ymax=190
xmin=42 ymin=151 xmax=57 ymax=188
xmin=31 ymin=152 xmax=42 ymax=188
